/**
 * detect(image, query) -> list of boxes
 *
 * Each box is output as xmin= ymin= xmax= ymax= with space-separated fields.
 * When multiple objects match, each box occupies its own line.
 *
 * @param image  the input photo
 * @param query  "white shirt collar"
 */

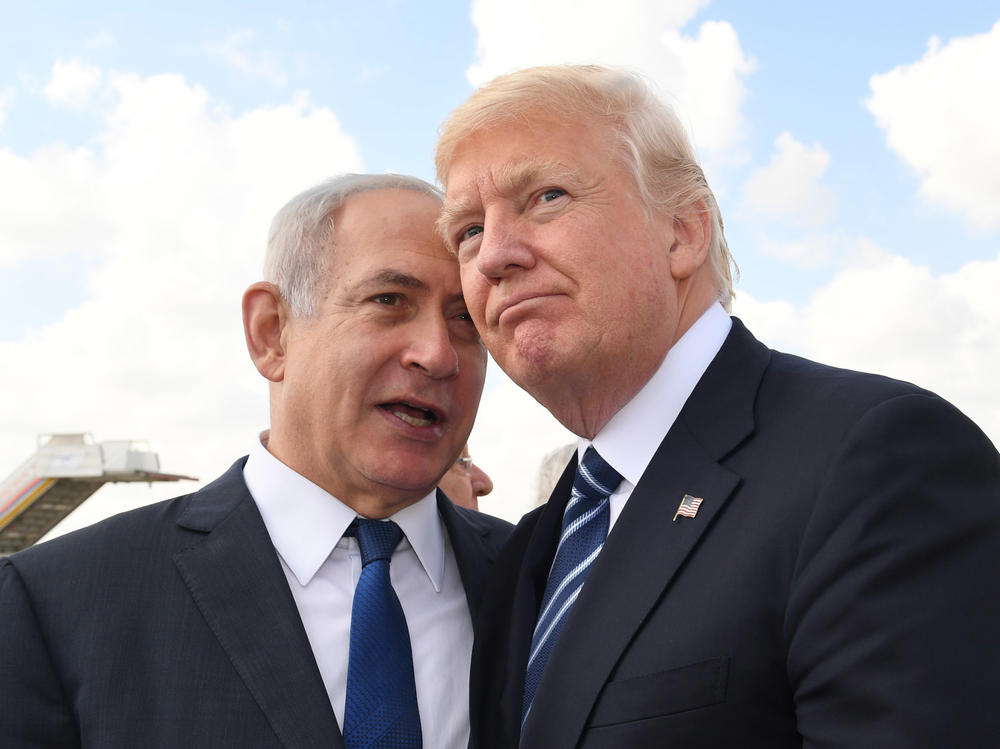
xmin=243 ymin=435 xmax=445 ymax=591
xmin=584 ymin=302 xmax=732 ymax=486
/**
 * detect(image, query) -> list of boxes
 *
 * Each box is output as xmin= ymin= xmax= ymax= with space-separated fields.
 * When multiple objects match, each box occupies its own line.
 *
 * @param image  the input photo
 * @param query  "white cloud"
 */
xmin=0 ymin=143 xmax=108 ymax=267
xmin=466 ymin=0 xmax=755 ymax=155
xmin=742 ymin=132 xmax=836 ymax=227
xmin=0 ymin=68 xmax=365 ymax=536
xmin=43 ymin=59 xmax=102 ymax=109
xmin=206 ymin=29 xmax=287 ymax=86
xmin=84 ymin=31 xmax=116 ymax=51
xmin=740 ymin=132 xmax=839 ymax=268
xmin=867 ymin=21 xmax=1000 ymax=230
xmin=734 ymin=248 xmax=1000 ymax=448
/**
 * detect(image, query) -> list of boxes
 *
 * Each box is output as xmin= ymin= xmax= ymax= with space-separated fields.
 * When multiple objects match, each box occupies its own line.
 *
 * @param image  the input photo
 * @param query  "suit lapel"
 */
xmin=522 ymin=319 xmax=771 ymax=748
xmin=173 ymin=461 xmax=343 ymax=749
xmin=436 ymin=491 xmax=503 ymax=624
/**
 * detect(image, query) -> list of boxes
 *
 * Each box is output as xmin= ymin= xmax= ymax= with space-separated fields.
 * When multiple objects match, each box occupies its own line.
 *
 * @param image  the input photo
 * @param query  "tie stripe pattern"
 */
xmin=343 ymin=519 xmax=422 ymax=749
xmin=522 ymin=447 xmax=623 ymax=727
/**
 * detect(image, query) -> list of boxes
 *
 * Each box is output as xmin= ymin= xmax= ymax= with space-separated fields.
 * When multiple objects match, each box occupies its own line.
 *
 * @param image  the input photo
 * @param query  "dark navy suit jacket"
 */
xmin=470 ymin=318 xmax=1000 ymax=748
xmin=0 ymin=458 xmax=512 ymax=748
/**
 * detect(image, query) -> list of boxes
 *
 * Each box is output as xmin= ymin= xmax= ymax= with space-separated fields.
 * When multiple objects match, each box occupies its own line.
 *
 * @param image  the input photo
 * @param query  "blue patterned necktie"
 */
xmin=522 ymin=447 xmax=623 ymax=727
xmin=343 ymin=519 xmax=422 ymax=749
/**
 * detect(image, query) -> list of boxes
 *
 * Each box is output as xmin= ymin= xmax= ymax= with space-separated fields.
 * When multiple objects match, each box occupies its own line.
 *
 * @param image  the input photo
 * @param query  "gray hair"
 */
xmin=264 ymin=173 xmax=442 ymax=317
xmin=435 ymin=65 xmax=737 ymax=310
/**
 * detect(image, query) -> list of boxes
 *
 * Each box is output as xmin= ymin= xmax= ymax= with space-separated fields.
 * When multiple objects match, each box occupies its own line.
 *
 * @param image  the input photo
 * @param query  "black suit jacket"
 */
xmin=0 ymin=458 xmax=512 ymax=748
xmin=471 ymin=318 xmax=1000 ymax=748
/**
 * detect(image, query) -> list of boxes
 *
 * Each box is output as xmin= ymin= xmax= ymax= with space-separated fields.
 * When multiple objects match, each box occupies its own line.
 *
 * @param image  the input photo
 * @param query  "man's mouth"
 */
xmin=380 ymin=402 xmax=439 ymax=427
xmin=495 ymin=291 xmax=559 ymax=326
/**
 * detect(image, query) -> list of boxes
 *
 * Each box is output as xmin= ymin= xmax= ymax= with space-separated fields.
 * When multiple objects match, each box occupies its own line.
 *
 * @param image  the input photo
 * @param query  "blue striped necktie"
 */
xmin=522 ymin=447 xmax=623 ymax=726
xmin=343 ymin=519 xmax=422 ymax=749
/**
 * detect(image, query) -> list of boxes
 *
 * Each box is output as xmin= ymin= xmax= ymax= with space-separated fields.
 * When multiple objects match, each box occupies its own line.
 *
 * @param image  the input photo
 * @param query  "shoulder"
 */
xmin=763 ymin=349 xmax=998 ymax=454
xmin=731 ymin=315 xmax=965 ymax=435
xmin=437 ymin=494 xmax=514 ymax=551
xmin=716 ymin=319 xmax=997 ymax=492
xmin=729 ymin=316 xmax=929 ymax=401
xmin=6 ymin=492 xmax=191 ymax=576
xmin=3 ymin=458 xmax=251 ymax=585
xmin=447 ymin=500 xmax=514 ymax=538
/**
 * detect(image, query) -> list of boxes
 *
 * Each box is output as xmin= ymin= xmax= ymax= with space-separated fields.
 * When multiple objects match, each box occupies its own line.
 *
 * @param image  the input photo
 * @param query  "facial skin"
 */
xmin=437 ymin=444 xmax=494 ymax=511
xmin=439 ymin=114 xmax=715 ymax=438
xmin=244 ymin=188 xmax=487 ymax=518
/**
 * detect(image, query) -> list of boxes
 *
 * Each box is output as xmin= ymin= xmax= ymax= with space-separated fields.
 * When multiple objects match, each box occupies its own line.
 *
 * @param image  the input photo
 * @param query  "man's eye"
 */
xmin=459 ymin=225 xmax=483 ymax=243
xmin=540 ymin=188 xmax=566 ymax=203
xmin=373 ymin=293 xmax=399 ymax=305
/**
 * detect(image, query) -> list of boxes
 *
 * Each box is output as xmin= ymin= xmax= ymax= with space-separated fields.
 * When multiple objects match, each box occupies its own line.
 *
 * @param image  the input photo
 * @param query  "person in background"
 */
xmin=533 ymin=443 xmax=576 ymax=508
xmin=0 ymin=173 xmax=512 ymax=749
xmin=439 ymin=443 xmax=494 ymax=511
xmin=435 ymin=64 xmax=1000 ymax=748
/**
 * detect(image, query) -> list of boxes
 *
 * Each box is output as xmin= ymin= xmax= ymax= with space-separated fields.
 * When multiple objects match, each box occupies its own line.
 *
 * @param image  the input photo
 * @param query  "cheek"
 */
xmin=460 ymin=269 xmax=489 ymax=320
xmin=460 ymin=348 xmax=488 ymax=397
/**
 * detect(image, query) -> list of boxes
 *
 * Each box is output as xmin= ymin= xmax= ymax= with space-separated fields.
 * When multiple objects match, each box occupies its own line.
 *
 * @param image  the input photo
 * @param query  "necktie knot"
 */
xmin=353 ymin=518 xmax=404 ymax=566
xmin=574 ymin=447 xmax=623 ymax=503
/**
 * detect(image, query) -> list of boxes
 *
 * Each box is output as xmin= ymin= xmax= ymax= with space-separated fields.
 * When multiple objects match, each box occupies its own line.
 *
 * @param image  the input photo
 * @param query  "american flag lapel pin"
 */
xmin=673 ymin=494 xmax=704 ymax=522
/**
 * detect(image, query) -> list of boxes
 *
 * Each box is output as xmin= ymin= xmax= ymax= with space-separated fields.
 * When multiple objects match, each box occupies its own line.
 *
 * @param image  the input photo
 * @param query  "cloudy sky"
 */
xmin=2 ymin=1 xmax=998 ymax=532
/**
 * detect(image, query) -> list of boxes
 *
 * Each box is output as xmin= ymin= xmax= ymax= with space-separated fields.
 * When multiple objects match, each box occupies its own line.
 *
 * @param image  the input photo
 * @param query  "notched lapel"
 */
xmin=173 ymin=470 xmax=342 ymax=749
xmin=436 ymin=491 xmax=504 ymax=624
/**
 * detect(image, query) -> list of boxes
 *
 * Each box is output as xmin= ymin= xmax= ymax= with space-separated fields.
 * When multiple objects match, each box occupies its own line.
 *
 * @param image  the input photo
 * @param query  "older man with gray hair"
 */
xmin=1 ymin=173 xmax=511 ymax=749
xmin=435 ymin=64 xmax=1000 ymax=748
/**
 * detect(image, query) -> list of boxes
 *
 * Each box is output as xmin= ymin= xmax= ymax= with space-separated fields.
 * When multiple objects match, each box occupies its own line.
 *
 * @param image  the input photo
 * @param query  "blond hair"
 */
xmin=435 ymin=65 xmax=736 ymax=309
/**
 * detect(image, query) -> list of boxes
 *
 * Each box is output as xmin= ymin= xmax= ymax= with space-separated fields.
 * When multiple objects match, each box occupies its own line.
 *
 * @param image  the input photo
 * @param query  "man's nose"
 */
xmin=470 ymin=463 xmax=493 ymax=497
xmin=402 ymin=315 xmax=459 ymax=378
xmin=475 ymin=215 xmax=536 ymax=281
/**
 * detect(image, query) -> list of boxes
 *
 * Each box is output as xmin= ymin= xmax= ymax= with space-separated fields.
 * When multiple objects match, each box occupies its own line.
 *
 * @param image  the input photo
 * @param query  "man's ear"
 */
xmin=243 ymin=281 xmax=289 ymax=382
xmin=667 ymin=199 xmax=711 ymax=281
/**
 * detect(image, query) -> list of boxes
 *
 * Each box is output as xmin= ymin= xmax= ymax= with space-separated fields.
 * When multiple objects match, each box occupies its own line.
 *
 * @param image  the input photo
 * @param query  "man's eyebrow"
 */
xmin=357 ymin=269 xmax=427 ymax=291
xmin=438 ymin=159 xmax=583 ymax=234
xmin=493 ymin=159 xmax=582 ymax=196
xmin=438 ymin=198 xmax=477 ymax=235
xmin=359 ymin=269 xmax=466 ymax=306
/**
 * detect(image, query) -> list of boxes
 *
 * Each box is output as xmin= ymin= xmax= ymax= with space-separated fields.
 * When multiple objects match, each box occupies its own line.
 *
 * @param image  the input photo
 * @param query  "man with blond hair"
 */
xmin=435 ymin=65 xmax=1000 ymax=748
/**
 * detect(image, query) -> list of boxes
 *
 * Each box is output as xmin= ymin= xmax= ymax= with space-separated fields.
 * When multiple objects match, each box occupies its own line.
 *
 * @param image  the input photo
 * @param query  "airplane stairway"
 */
xmin=0 ymin=433 xmax=195 ymax=555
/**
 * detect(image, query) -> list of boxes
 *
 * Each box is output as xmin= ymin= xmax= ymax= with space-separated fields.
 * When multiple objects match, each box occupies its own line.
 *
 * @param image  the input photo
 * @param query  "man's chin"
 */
xmin=365 ymin=464 xmax=445 ymax=500
xmin=489 ymin=323 xmax=560 ymax=381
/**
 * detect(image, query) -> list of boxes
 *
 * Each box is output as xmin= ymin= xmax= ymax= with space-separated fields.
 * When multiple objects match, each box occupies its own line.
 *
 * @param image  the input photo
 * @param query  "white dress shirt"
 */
xmin=583 ymin=302 xmax=732 ymax=531
xmin=243 ymin=438 xmax=473 ymax=749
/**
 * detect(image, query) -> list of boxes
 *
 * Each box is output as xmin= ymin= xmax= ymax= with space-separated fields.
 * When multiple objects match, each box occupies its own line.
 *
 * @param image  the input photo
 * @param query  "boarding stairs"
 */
xmin=0 ymin=433 xmax=195 ymax=555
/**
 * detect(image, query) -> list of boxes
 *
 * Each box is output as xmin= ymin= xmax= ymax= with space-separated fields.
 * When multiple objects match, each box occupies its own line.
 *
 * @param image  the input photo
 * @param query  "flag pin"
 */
xmin=673 ymin=494 xmax=704 ymax=522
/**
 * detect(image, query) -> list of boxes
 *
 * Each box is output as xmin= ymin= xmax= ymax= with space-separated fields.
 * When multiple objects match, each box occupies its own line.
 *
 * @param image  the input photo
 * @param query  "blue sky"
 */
xmin=1 ymin=1 xmax=998 ymax=527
